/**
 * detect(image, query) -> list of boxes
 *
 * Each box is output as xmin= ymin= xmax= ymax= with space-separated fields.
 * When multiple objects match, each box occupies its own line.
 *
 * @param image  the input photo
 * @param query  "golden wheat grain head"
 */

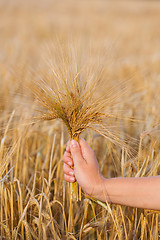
xmin=27 ymin=44 xmax=139 ymax=156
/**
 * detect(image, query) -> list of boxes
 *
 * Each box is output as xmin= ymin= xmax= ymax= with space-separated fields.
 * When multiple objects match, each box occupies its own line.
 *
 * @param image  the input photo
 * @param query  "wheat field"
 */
xmin=0 ymin=0 xmax=160 ymax=239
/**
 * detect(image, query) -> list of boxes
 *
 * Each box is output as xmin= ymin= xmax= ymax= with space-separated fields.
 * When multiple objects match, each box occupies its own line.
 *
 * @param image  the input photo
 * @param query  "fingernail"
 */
xmin=68 ymin=162 xmax=72 ymax=166
xmin=69 ymin=171 xmax=74 ymax=176
xmin=71 ymin=140 xmax=78 ymax=148
xmin=70 ymin=177 xmax=75 ymax=181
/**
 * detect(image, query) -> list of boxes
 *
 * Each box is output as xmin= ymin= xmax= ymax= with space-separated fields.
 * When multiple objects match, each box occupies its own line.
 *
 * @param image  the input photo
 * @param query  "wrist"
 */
xmin=93 ymin=177 xmax=112 ymax=203
xmin=92 ymin=175 xmax=108 ymax=202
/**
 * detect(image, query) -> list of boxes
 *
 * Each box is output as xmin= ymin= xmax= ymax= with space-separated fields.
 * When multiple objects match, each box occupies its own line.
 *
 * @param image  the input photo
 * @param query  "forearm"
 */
xmin=99 ymin=176 xmax=160 ymax=210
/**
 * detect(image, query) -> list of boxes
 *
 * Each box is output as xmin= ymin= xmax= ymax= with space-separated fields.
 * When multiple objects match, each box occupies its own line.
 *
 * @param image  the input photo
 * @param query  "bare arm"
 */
xmin=100 ymin=176 xmax=160 ymax=210
xmin=63 ymin=139 xmax=160 ymax=210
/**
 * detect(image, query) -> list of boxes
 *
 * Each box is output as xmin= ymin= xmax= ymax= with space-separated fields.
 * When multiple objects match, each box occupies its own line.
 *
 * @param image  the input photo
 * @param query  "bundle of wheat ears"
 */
xmin=28 ymin=46 xmax=138 ymax=200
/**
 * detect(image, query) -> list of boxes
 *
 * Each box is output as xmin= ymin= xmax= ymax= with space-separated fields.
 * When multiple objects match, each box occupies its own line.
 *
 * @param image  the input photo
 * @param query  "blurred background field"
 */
xmin=0 ymin=0 xmax=160 ymax=239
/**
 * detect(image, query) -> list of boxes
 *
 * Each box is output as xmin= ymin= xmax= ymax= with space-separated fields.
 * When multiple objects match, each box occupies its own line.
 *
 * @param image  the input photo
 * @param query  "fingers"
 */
xmin=63 ymin=146 xmax=75 ymax=183
xmin=63 ymin=150 xmax=74 ymax=167
xmin=70 ymin=140 xmax=85 ymax=166
xmin=64 ymin=174 xmax=76 ymax=183
xmin=65 ymin=138 xmax=95 ymax=166
xmin=79 ymin=138 xmax=95 ymax=163
xmin=63 ymin=163 xmax=75 ymax=176
xmin=66 ymin=140 xmax=71 ymax=153
xmin=79 ymin=138 xmax=90 ymax=149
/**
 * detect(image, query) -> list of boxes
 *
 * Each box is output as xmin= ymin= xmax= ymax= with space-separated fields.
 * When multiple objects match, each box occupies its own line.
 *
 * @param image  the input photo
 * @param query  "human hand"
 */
xmin=64 ymin=139 xmax=160 ymax=209
xmin=63 ymin=138 xmax=105 ymax=199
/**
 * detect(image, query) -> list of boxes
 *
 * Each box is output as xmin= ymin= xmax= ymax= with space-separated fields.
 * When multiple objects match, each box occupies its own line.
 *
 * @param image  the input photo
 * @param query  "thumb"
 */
xmin=70 ymin=140 xmax=84 ymax=166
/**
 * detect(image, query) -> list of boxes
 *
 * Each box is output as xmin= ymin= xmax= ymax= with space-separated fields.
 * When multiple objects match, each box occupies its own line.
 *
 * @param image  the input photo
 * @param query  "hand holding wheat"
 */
xmin=28 ymin=44 xmax=138 ymax=201
xmin=63 ymin=138 xmax=160 ymax=211
xmin=63 ymin=138 xmax=104 ymax=199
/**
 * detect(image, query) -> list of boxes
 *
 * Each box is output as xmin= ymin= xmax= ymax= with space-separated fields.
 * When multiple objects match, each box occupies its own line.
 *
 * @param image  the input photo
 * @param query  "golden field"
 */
xmin=0 ymin=0 xmax=160 ymax=239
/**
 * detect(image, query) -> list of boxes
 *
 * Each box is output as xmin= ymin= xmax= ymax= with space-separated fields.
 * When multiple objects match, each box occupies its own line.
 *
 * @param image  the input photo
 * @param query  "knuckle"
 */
xmin=64 ymin=156 xmax=72 ymax=164
xmin=63 ymin=164 xmax=69 ymax=174
xmin=63 ymin=156 xmax=68 ymax=163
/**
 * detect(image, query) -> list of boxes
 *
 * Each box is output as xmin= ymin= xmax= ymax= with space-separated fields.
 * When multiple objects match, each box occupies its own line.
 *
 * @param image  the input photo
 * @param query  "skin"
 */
xmin=63 ymin=138 xmax=160 ymax=210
